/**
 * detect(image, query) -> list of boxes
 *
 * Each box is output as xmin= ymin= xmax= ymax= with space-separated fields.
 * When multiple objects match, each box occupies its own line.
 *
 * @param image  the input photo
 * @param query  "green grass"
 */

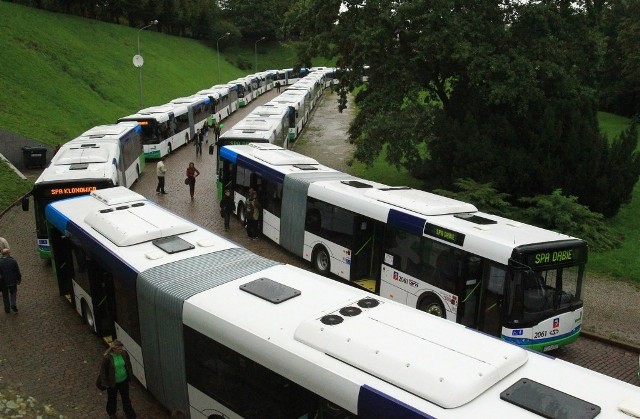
xmin=348 ymin=144 xmax=423 ymax=189
xmin=0 ymin=159 xmax=32 ymax=211
xmin=586 ymin=112 xmax=640 ymax=282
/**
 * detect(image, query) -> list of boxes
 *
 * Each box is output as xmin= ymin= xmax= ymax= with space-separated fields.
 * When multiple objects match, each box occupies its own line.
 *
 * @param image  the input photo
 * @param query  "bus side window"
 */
xmin=305 ymin=208 xmax=321 ymax=234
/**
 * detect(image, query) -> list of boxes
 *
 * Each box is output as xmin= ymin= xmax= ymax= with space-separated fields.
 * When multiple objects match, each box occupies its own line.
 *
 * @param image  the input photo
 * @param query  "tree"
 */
xmin=220 ymin=0 xmax=289 ymax=40
xmin=289 ymin=0 xmax=640 ymax=217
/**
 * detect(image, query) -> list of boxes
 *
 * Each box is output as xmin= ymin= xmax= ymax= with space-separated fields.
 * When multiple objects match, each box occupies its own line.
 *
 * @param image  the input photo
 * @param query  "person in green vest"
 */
xmin=97 ymin=340 xmax=137 ymax=419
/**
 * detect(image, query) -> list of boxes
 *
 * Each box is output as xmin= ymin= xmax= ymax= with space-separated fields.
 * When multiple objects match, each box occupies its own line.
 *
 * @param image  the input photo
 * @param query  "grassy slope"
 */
xmin=1 ymin=3 xmax=638 ymax=282
xmin=588 ymin=112 xmax=640 ymax=282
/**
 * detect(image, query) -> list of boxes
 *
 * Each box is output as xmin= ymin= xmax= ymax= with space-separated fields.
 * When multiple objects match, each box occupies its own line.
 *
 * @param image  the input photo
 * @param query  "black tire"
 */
xmin=312 ymin=246 xmax=331 ymax=276
xmin=418 ymin=295 xmax=446 ymax=318
xmin=238 ymin=203 xmax=247 ymax=224
xmin=168 ymin=144 xmax=173 ymax=155
xmin=81 ymin=300 xmax=96 ymax=332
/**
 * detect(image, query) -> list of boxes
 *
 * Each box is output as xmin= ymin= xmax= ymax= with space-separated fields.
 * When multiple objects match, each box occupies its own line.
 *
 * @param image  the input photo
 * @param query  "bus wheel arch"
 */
xmin=417 ymin=293 xmax=446 ymax=318
xmin=81 ymin=299 xmax=96 ymax=332
xmin=168 ymin=143 xmax=173 ymax=155
xmin=312 ymin=245 xmax=331 ymax=276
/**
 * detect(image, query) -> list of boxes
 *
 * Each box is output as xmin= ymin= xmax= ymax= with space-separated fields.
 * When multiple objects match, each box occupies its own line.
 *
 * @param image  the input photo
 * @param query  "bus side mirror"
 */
xmin=21 ymin=196 xmax=29 ymax=211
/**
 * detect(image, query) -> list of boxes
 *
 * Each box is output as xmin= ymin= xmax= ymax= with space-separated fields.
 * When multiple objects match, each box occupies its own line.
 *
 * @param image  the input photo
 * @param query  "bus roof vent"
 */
xmin=85 ymin=201 xmax=197 ymax=247
xmin=341 ymin=180 xmax=373 ymax=188
xmin=240 ymin=277 xmax=301 ymax=304
xmin=294 ymin=298 xmax=528 ymax=409
xmin=69 ymin=163 xmax=89 ymax=170
xmin=454 ymin=213 xmax=497 ymax=225
xmin=253 ymin=149 xmax=319 ymax=166
xmin=365 ymin=188 xmax=478 ymax=216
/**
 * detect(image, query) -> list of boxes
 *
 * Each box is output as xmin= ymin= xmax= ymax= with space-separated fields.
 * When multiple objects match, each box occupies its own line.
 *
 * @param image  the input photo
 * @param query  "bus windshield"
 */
xmin=512 ymin=266 xmax=581 ymax=317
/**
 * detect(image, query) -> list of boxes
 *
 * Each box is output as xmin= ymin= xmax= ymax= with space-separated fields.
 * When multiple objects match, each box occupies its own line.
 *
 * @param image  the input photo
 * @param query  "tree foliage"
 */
xmin=287 ymin=0 xmax=640 ymax=218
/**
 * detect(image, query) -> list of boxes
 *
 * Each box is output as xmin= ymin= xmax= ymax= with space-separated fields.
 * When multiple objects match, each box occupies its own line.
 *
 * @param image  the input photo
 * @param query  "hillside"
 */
xmin=0 ymin=1 xmax=313 ymax=147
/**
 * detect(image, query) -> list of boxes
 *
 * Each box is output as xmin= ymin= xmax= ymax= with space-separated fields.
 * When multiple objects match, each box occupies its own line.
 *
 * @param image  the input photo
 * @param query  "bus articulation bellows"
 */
xmin=218 ymin=142 xmax=588 ymax=352
xmin=44 ymin=187 xmax=640 ymax=418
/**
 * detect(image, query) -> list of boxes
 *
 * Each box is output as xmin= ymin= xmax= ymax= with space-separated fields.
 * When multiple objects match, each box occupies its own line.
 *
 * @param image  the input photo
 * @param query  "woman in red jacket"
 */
xmin=185 ymin=162 xmax=200 ymax=200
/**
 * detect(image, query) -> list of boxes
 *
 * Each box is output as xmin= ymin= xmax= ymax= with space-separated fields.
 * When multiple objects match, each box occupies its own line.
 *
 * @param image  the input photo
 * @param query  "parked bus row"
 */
xmin=216 ymin=141 xmax=588 ymax=353
xmin=44 ymin=187 xmax=640 ymax=418
xmin=24 ymin=66 xmax=335 ymax=258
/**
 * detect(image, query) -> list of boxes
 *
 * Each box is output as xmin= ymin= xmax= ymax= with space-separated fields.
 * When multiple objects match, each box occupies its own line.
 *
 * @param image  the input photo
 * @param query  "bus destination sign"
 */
xmin=424 ymin=223 xmax=465 ymax=246
xmin=528 ymin=249 xmax=575 ymax=266
xmin=48 ymin=186 xmax=98 ymax=196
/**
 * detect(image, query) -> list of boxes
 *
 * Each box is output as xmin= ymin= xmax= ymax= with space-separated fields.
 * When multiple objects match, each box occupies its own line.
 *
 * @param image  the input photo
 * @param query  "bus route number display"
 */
xmin=424 ymin=223 xmax=465 ymax=246
xmin=49 ymin=186 xmax=98 ymax=196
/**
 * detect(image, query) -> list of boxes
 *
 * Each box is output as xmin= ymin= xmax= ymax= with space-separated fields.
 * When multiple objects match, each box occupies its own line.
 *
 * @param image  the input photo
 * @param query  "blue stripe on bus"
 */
xmin=386 ymin=209 xmax=426 ymax=236
xmin=133 ymin=124 xmax=143 ymax=134
xmin=65 ymin=221 xmax=139 ymax=287
xmin=219 ymin=147 xmax=238 ymax=164
xmin=220 ymin=146 xmax=286 ymax=184
xmin=45 ymin=202 xmax=72 ymax=235
xmin=358 ymin=385 xmax=434 ymax=419
xmin=236 ymin=154 xmax=285 ymax=183
xmin=502 ymin=325 xmax=581 ymax=347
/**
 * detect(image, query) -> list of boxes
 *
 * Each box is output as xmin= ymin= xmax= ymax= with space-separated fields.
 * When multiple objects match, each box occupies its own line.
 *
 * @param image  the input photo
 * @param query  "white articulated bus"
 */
xmin=219 ymin=143 xmax=589 ymax=352
xmin=118 ymin=103 xmax=191 ymax=159
xmin=44 ymin=187 xmax=640 ymax=418
xmin=23 ymin=122 xmax=143 ymax=258
xmin=169 ymin=95 xmax=214 ymax=139
xmin=196 ymin=86 xmax=233 ymax=123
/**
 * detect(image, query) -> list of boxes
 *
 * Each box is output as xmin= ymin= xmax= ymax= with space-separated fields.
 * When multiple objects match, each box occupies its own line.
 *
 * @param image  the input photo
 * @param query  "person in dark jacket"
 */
xmin=0 ymin=248 xmax=21 ymax=313
xmin=97 ymin=340 xmax=137 ymax=419
xmin=220 ymin=188 xmax=236 ymax=231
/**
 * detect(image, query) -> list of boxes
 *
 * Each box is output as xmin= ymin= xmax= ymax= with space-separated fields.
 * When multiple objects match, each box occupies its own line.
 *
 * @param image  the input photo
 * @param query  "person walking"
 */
xmin=220 ymin=188 xmax=236 ymax=231
xmin=275 ymin=80 xmax=281 ymax=93
xmin=0 ymin=236 xmax=9 ymax=252
xmin=97 ymin=340 xmax=137 ymax=419
xmin=186 ymin=162 xmax=200 ymax=200
xmin=156 ymin=156 xmax=168 ymax=194
xmin=213 ymin=120 xmax=221 ymax=145
xmin=0 ymin=248 xmax=21 ymax=314
xmin=195 ymin=129 xmax=204 ymax=156
xmin=245 ymin=188 xmax=261 ymax=240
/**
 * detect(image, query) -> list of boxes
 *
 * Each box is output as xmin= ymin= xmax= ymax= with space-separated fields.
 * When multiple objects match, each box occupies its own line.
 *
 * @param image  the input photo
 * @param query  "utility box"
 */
xmin=22 ymin=146 xmax=47 ymax=169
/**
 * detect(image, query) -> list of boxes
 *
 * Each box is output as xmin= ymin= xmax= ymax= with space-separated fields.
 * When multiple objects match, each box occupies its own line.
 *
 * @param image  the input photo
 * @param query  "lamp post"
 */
xmin=254 ymin=36 xmax=265 ymax=73
xmin=134 ymin=19 xmax=158 ymax=109
xmin=217 ymin=32 xmax=230 ymax=83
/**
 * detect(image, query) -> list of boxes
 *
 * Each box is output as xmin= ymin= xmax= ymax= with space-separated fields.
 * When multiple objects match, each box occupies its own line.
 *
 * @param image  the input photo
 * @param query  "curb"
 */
xmin=581 ymin=330 xmax=640 ymax=353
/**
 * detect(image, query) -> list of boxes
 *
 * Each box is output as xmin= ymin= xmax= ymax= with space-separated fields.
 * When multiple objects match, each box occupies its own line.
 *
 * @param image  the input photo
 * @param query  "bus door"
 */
xmin=477 ymin=263 xmax=506 ymax=337
xmin=457 ymin=256 xmax=483 ymax=328
xmin=48 ymin=228 xmax=75 ymax=299
xmin=351 ymin=215 xmax=384 ymax=293
xmin=87 ymin=264 xmax=116 ymax=337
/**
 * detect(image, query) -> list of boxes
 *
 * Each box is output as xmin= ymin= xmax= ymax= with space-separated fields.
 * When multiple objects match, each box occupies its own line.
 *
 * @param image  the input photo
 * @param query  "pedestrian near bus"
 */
xmin=245 ymin=188 xmax=261 ymax=240
xmin=213 ymin=120 xmax=221 ymax=144
xmin=186 ymin=162 xmax=200 ymax=200
xmin=156 ymin=156 xmax=168 ymax=194
xmin=0 ymin=236 xmax=9 ymax=252
xmin=220 ymin=188 xmax=236 ymax=231
xmin=0 ymin=248 xmax=21 ymax=314
xmin=97 ymin=340 xmax=137 ymax=419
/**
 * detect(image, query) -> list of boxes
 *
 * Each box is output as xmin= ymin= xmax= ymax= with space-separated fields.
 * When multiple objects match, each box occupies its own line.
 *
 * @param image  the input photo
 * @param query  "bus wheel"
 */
xmin=238 ymin=203 xmax=246 ymax=224
xmin=81 ymin=300 xmax=96 ymax=331
xmin=136 ymin=164 xmax=140 ymax=177
xmin=168 ymin=144 xmax=173 ymax=155
xmin=312 ymin=246 xmax=331 ymax=276
xmin=418 ymin=295 xmax=446 ymax=318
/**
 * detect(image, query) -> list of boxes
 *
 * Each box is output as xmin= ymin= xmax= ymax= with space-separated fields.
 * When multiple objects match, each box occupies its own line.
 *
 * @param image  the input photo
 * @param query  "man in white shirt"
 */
xmin=156 ymin=156 xmax=168 ymax=194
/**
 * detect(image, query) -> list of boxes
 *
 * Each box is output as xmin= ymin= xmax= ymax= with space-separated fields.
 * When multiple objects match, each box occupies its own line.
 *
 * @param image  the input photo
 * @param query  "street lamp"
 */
xmin=217 ymin=32 xmax=230 ymax=83
xmin=254 ymin=36 xmax=265 ymax=73
xmin=134 ymin=19 xmax=158 ymax=109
